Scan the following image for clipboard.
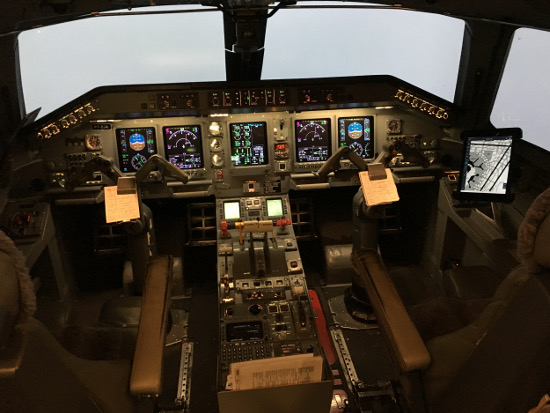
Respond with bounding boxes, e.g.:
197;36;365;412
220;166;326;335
359;165;399;206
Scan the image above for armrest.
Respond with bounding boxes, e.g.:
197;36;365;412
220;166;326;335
351;249;430;373
130;255;173;397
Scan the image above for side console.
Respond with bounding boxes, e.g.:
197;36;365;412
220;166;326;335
215;195;323;389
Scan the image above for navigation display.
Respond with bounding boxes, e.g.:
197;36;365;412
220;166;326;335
456;128;521;202
338;116;374;159
295;118;331;162
116;127;157;172
163;125;204;169
230;122;268;166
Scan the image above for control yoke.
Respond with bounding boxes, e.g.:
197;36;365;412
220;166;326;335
135;154;190;185
63;155;122;191
63;154;190;191
62;154;190;294
316;145;368;179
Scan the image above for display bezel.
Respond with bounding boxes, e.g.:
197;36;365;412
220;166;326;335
294;118;332;163
337;116;375;159
162;125;204;170
223;200;241;220
229;121;269;167
455;128;521;203
115;127;157;173
225;321;264;342
266;198;284;218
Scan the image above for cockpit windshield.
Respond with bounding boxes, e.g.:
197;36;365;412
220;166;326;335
262;2;465;101
17;2;464;119
17;5;225;118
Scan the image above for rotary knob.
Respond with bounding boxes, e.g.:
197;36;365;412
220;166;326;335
212;154;224;168
210;138;222;151
209;122;222;136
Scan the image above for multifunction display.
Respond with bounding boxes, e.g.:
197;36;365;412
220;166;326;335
266;198;284;217
116;127;157;172
163;125;204;169
226;321;264;342
338;116;374;159
295;119;331;162
230;122;268;166
223;200;241;220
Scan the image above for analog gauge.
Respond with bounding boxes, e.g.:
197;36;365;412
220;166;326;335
349;142;363;156
209;122;222;136
167;129;199;152
297;122;327;142
347;122;363;139
85;135;102;151
387;119;402;134
131;153;147;170
129;133;146;151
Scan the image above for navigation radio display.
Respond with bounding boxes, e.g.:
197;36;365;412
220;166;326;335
116;127;157;172
295;118;331;162
338;116;374;159
163;125;204;169
230;122;268;166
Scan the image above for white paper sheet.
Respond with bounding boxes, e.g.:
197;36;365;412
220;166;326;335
104;185;140;223
359;168;400;206
229;353;323;391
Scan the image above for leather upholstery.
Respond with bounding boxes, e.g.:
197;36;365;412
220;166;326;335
534;215;550;269
130;254;174;396
351;187;550;412
351;250;431;372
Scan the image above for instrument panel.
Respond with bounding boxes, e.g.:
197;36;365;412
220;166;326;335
29;77;449;200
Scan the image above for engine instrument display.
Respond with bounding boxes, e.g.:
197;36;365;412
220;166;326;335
295;119;331;162
230;122;268;166
338;116;374;158
116;127;157;172
163;125;204;169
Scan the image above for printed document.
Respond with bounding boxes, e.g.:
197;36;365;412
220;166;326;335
228;353;323;391
359;168;400;206
104;185;140;223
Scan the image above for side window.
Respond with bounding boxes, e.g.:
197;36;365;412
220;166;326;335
491;28;550;152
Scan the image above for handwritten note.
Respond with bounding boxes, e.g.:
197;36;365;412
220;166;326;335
228;354;323;391
104;185;140;223
359;168;400;206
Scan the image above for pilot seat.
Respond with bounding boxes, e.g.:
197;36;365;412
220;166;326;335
351;186;550;413
0;228;174;413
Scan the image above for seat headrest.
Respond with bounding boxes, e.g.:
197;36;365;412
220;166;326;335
0;230;36;322
517;187;550;273
0;251;20;320
534;214;550;270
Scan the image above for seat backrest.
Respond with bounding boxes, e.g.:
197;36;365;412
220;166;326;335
431;271;550;413
0;231;138;412
352;187;550;413
427;188;550;412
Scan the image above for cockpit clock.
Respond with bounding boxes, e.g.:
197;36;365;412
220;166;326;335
85;134;102;151
387;119;402;134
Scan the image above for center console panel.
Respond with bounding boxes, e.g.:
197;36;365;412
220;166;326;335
215;195;323;389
